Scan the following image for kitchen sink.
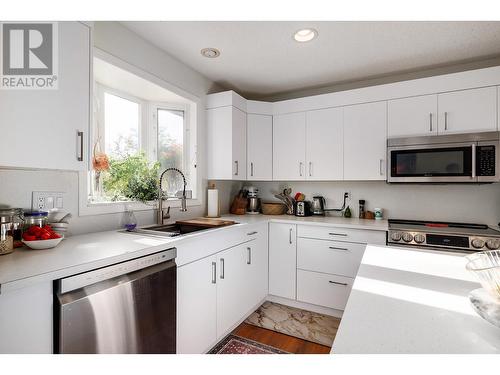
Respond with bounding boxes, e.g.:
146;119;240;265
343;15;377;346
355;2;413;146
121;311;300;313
126;223;223;238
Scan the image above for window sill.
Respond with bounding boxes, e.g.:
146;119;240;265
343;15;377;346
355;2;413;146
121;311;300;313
79;198;202;216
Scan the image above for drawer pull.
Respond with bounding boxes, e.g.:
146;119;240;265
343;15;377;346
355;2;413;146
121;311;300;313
329;246;349;251
329;280;348;286
247;231;258;235
328;232;347;237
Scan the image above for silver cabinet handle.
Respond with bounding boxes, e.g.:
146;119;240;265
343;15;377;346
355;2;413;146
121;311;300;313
247;231;258;235
309;162;312;177
247;247;252;265
234;161;239;176
289;228;293;244
379;159;384;176
444;111;448;131
250;162;254;177
329;246;349;251
329;280;348;286
472;143;477;179
77;131;84;162
329;232;347;237
429;113;433;132
220;258;225;279
299;162;303;177
211;261;217;284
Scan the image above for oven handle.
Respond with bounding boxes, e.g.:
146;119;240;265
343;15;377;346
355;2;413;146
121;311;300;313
472;143;476;179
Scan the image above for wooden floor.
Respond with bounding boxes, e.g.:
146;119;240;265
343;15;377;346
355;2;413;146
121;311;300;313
232;322;332;354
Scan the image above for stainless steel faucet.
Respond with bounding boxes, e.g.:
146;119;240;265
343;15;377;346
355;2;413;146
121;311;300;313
157;168;188;225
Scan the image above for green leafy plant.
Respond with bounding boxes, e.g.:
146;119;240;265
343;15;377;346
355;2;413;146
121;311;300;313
102;152;160;202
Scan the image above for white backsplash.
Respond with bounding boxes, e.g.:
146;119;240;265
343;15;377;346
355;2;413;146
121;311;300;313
249;180;500;226
0;168;240;236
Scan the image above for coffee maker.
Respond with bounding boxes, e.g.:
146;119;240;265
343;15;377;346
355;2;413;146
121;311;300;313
245;186;261;214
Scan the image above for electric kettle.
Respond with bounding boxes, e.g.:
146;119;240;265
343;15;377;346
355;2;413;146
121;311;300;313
311;196;326;215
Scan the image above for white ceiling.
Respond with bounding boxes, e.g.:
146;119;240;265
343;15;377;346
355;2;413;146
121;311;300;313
121;21;500;99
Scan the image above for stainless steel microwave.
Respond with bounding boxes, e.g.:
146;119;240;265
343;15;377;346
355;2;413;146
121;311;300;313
387;132;499;183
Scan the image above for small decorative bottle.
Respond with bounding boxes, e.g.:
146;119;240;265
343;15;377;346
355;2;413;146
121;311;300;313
344;206;352;218
123;205;138;231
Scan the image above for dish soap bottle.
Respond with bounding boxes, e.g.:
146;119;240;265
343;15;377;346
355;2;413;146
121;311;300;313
344;206;352;218
123;205;137;231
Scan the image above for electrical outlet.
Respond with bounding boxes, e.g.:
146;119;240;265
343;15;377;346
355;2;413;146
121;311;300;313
32;191;65;212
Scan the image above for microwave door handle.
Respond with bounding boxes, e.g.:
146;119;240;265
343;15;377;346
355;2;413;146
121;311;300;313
472;144;476;179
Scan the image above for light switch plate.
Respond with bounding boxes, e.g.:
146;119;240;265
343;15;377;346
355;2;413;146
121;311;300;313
32;191;65;212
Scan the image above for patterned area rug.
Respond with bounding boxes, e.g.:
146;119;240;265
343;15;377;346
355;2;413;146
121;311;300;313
245;301;340;347
208;334;289;354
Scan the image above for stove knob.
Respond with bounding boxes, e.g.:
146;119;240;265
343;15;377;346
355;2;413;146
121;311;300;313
414;234;425;244
390;232;402;241
486;239;500;250
402;232;414;243
471;238;485;249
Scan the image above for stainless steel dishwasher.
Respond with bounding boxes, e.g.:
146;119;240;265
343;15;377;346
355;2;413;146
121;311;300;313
55;248;176;354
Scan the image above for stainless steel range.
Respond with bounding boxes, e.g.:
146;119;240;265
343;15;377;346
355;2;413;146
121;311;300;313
388;219;500;253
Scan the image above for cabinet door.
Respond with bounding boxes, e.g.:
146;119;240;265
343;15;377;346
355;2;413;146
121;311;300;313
244;230;269;308
216;244;249;339
438;87;497;134
269;223;297;300
0;22;90;171
207;106;233;180
273;112;306;180
0;281;53;353
247;114;273;180
177;255;217;353
344;101;387;180
232;107;247;179
306;107;343;180
388;94;437;138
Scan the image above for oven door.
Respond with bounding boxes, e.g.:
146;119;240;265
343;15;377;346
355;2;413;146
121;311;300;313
388;142;476;183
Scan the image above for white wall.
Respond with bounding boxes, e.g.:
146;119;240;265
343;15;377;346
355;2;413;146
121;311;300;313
250;181;500;226
0;22;238;236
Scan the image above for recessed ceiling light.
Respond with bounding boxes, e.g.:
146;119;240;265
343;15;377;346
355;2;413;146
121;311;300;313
293;28;318;42
201;48;221;58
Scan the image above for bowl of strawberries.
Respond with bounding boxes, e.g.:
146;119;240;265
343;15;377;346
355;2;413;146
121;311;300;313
22;225;63;250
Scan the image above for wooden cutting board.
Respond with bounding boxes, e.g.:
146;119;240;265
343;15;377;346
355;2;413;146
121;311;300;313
175;217;236;228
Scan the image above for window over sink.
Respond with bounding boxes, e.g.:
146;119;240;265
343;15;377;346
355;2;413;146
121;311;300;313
79;51;200;216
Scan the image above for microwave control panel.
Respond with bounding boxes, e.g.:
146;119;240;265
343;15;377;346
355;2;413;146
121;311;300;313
477;145;496;176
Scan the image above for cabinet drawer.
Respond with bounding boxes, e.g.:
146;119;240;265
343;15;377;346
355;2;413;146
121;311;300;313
297;238;365;277
297;270;353;310
297;224;385;245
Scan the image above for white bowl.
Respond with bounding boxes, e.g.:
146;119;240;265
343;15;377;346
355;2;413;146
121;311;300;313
22;236;64;250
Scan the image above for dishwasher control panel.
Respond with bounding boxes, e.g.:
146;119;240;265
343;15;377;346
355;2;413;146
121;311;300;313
59;248;176;294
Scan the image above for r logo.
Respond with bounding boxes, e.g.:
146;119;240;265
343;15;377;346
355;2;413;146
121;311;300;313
2;23;53;75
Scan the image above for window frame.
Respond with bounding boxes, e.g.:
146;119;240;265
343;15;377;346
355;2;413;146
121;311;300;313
79;48;201;216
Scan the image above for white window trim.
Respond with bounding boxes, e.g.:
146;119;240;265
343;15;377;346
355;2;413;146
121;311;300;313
79;48;202;216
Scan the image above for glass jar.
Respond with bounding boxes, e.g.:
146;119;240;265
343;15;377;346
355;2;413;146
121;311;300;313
0;208;24;248
23;211;49;230
0;222;14;255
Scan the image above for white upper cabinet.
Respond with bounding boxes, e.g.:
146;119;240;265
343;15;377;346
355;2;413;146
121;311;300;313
306;107;343;180
437;87;497;134
247;114;273;180
388;94;438;138
273;112;306;180
344;101;387;180
0;22;90;171
207;106;247;180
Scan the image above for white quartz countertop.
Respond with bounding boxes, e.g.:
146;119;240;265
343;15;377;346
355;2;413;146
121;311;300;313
332;245;500;354
0;214;386;292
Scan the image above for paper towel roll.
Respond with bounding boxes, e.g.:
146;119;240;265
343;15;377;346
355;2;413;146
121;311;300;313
207;187;219;218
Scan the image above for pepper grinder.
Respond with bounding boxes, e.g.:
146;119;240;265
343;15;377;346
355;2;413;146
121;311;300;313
359;199;366;219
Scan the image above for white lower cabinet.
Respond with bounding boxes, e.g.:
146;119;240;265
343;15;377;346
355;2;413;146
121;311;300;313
297;270;354;310
269;222;297;300
0;281;53;353
177;254;218;354
177;228;268;353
